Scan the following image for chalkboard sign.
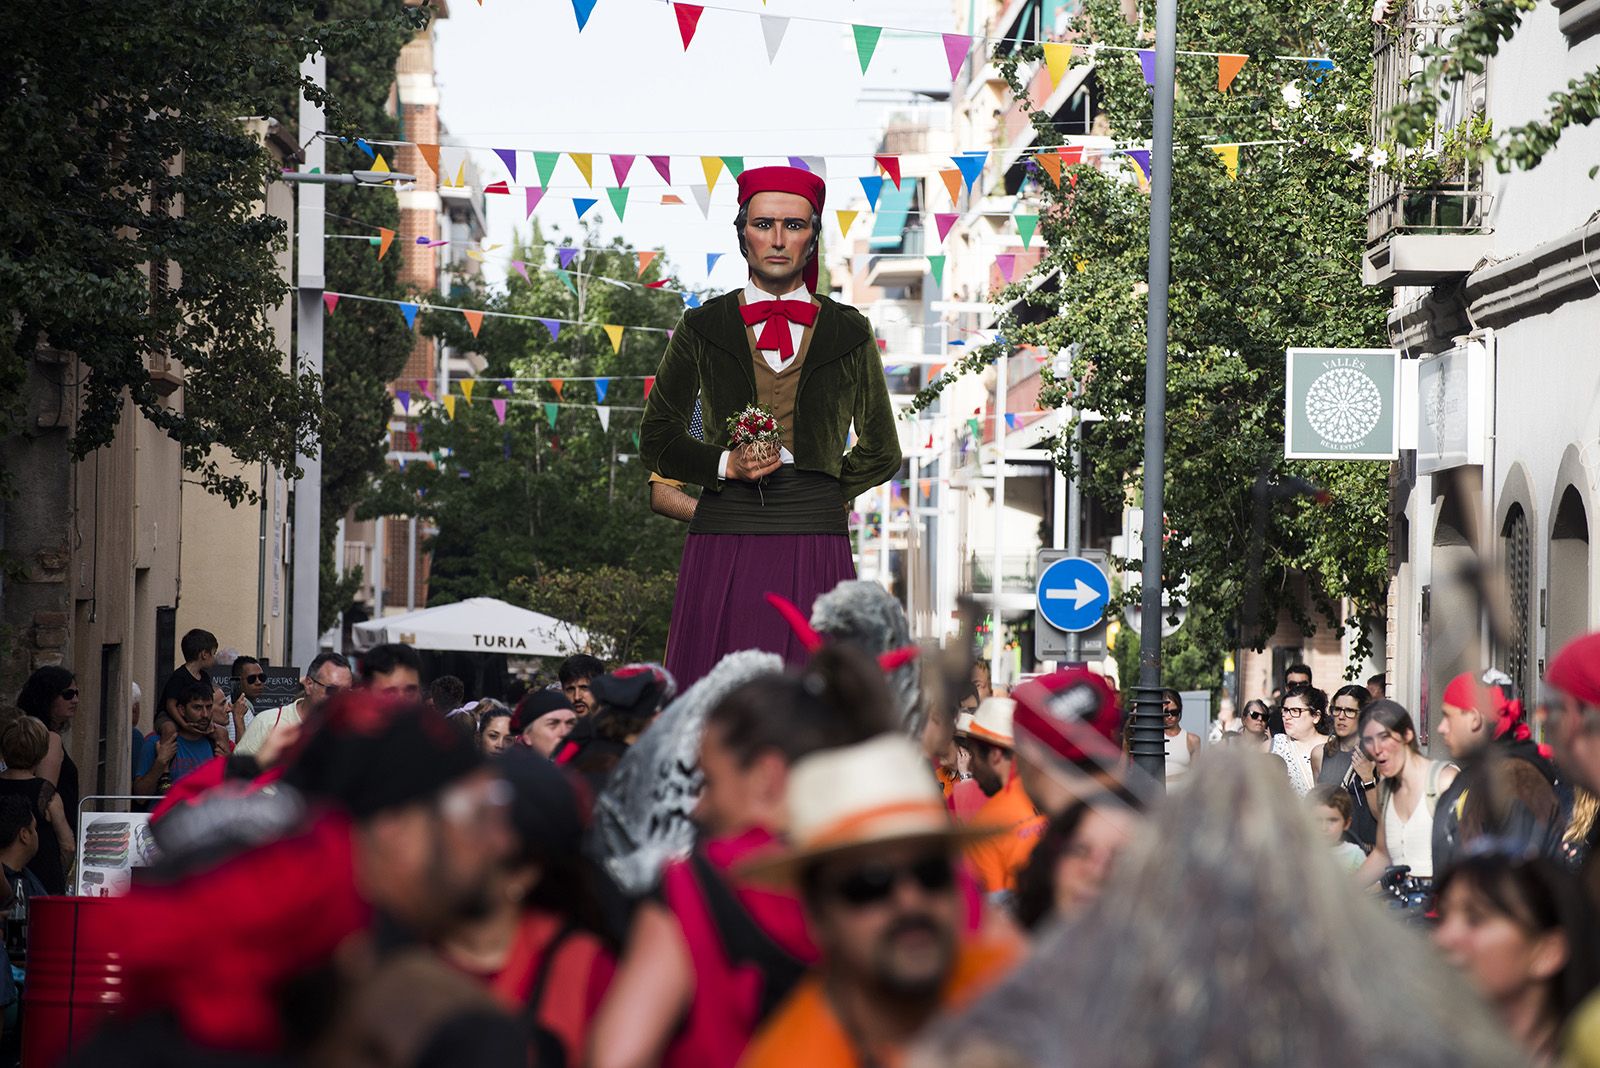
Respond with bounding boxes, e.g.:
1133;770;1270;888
255;666;302;712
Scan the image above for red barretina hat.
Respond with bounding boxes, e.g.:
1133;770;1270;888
736;165;827;293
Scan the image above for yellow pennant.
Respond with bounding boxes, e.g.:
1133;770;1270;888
443;395;457;419
370;154;391;175
701;155;725;193
836;210;859;235
452;159;466;188
1043;43;1074;89
466;248;486;261
603;324;624;353
1210;144;1240;179
570;152;594;187
460;380;475;404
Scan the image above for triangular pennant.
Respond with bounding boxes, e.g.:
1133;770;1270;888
788;155;810;171
1306;58;1335;81
995;254;1016;282
1210;144;1240;179
369;154;391;176
643;375;656;399
1043;42;1074;88
631;431;640;449
646;280;670;289
596;406;611;433
1059;145;1084;167
1218;53;1248;92
512;260;530;282
953;151;986;192
661;194;684;205
570;152;594;187
939;169;963;206
417;143;440;175
941;33;970;80
920;478;932;498
395;390;411;414
648;155;671;183
524;187;544;219
761;15;788;62
720;156;744;179
610;154;635;186
451;159;466;188
836;210;859;235
927;253;946;287
571;0;598;30
573;197;598;219
483;180;510;196
858;175;884;211
675;3;704;49
1015;213;1038;248
377;227;395;260
701;156;724;193
852;24;882;74
603;325;624;353
492;398;507;425
1125;149;1152;180
1005;413;1020;430
799;155;827;177
460;379;475;404
637;251;658;276
416;378;435;401
550;378;565;399
607;187;630;220
493;148;518;181
875;155;902;189
462;309;484;337
706;252;723;275
555;269;577;295
539;318;561;341
501;379;515;393
544;403;559;429
399;302;419;329
354;138;376;160
934;212;958;242
1138;49;1157;86
443;395;457;419
558;247;579;269
595;378;610;403
1036;152;1063;186
322;293;340;315
534;151;560;188
689;183;713;218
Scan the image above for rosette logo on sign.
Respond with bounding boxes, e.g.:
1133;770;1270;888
1285;348;1400;461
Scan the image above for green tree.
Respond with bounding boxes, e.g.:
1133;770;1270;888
367;224;694;657
919;0;1391;675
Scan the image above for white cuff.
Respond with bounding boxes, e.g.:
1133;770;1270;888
718;450;730;481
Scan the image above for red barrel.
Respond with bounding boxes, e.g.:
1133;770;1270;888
21;897;126;1068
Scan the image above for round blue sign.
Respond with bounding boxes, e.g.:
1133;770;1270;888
1036;557;1111;633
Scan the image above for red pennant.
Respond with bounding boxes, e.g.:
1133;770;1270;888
875;155;902;189
643;376;656;399
675;3;704;49
1058;145;1084;167
407;427;419;451
645;280;670;288
322;293;339;315
483;180;510;195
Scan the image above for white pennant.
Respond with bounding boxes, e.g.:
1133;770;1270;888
760;15;789;62
596;405;611;432
799;155;828;178
689;183;713;219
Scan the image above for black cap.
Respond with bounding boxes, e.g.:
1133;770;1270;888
512;690;575;734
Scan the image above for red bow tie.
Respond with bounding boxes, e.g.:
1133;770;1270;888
740;299;817;360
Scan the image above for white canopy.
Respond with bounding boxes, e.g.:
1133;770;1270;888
351;597;590;657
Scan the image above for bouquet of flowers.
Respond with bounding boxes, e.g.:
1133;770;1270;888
726;404;784;467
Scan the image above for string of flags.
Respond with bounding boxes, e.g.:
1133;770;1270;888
321;290;674;345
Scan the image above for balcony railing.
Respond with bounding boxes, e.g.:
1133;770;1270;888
966;553;1038;595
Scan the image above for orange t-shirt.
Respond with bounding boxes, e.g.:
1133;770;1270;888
964;775;1045;895
738;936;1019;1068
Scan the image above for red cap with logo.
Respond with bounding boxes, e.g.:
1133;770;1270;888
1010;668;1122;770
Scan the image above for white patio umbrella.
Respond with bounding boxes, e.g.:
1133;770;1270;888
350;597;590;656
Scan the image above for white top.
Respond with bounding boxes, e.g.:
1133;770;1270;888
1271;733;1317;797
717;281;806;479
1163;730;1193;782
1384;783;1437;877
233;700;302;758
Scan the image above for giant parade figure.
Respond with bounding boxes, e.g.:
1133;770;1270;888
641;166;902;686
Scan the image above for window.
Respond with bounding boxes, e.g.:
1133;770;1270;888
1502;504;1532;703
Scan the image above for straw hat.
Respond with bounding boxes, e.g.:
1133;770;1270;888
959;697;1016;748
739;733;1003;884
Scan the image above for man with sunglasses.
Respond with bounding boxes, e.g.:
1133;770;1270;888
233;651;352;760
739;735;1019;1068
225;655;266;742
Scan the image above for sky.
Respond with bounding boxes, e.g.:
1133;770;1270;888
431;0;966;293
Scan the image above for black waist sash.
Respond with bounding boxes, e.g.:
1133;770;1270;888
689;466;848;536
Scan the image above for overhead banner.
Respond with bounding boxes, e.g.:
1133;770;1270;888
1284;347;1400;461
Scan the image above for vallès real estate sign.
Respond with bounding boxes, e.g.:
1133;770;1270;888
1285;348;1401;461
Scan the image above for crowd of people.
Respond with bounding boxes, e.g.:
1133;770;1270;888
7;598;1600;1067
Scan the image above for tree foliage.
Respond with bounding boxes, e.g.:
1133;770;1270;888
366;225;694;657
917;0;1392;672
0;0;424;506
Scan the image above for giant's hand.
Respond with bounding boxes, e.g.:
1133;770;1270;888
725;444;783;482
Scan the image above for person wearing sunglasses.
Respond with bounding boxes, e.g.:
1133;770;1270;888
232;651;352;762
1316;684;1379;848
14;665;80;833
1232;698;1274;753
738;734;1019;1068
224;655;267;746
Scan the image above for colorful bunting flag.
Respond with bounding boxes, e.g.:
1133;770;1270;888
493;148;518;181
762;15;788;62
953;151;986;192
875;155;902;189
558;247;579;269
1306;58;1335;80
675;3;704;49
859;175;883;211
1210;144;1240;179
570;152;595;186
927;254;946;287
501;379;515;393
1218;53;1248;92
689;184;712;218
995;254;1016;282
852;24;882;74
493;398;507;425
706;252;723;275
637;251;658;276
322;293;340;315
400;302;419;329
608;155;635;188
451;159;466;188
595;378;610;403
1043;42;1074;88
596;406;611;432
571;0;598;30
443;395;457;419
416;378;435;401
550;378;565;399
1036;152;1063;186
462;309;484;337
377;227;395;260
524;187;544;219
539;318;561;340
512;260;530;282
607;187;630;220
572;197;597;219
941;33;970;80
799;155;827;177
721;156;744;178
603;325;624;353
483;180;509;196
544;403;559;429
644;376;656;399
661;194;684;205
934;213;958;242
1138;49;1157;86
648;155;671;182
836;210;859;235
1059;145;1085;167
939;169;963;206
1015;213;1038;248
631;431;641;448
701;156;724;193
534;151;560;188
396;390;411;414
354;138;376;160
555;270;578;295
417;143;440;175
460;380;475;404
1125;149;1152;180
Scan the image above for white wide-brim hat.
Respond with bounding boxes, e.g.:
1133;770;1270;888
739;733;1004;885
958;696;1016;749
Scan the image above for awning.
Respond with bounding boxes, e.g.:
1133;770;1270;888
869;182;918;249
350;597;591;656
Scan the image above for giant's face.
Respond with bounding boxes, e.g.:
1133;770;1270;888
741;190;816;289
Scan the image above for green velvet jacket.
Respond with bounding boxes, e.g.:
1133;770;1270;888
640;290;903;502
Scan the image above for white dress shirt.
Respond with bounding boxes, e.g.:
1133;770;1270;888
718;281;810;478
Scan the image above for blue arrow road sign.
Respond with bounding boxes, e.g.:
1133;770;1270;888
1036;556;1111;633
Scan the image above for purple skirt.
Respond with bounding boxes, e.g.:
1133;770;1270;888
664;532;856;687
